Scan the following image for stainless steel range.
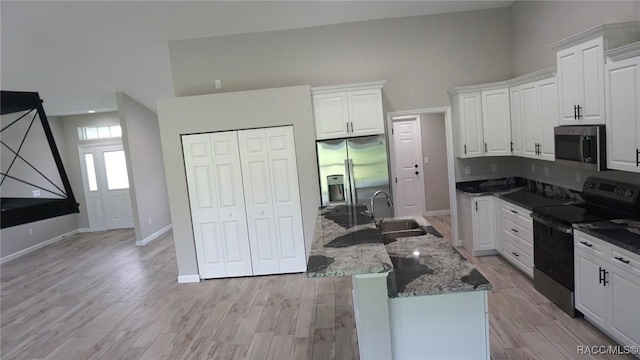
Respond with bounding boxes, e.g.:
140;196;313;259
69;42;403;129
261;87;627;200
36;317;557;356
530;177;640;317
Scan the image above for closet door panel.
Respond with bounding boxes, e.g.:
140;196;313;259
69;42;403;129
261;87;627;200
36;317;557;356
209;132;253;277
238;129;280;275
266;126;307;272
182;134;226;279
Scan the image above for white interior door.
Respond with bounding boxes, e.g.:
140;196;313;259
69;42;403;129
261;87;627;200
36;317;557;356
238;126;306;275
79;143;133;231
391;116;426;217
182;132;253;279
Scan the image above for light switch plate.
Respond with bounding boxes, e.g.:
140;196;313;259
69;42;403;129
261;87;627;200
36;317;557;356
464;166;471;175
491;163;497;172
424;157;429;164
544;166;549;176
32;189;41;197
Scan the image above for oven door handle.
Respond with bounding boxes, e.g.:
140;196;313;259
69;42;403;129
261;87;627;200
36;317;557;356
531;214;572;234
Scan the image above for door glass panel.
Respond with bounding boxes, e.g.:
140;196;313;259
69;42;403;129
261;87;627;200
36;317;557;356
85;127;98;140
98;126;111;138
110;125;122;137
103;150;129;190
84;153;98;191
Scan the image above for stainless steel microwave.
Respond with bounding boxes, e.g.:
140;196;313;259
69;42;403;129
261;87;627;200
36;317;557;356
554;125;606;171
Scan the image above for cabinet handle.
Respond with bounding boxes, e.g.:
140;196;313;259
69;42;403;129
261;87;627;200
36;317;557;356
580;241;593;248
576;105;582;119
351;122;354;133
538;144;542;155
636;149;639;167
346;122;350;133
599;267;608;286
574;105;578;119
614;256;630;264
510;141;514;153
485;142;488;153
512;252;519;257
464;144;467;155
475;202;478;211
511;228;519;233
510;209;518;214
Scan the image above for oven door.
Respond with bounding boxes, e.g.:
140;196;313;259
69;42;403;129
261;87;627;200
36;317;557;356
532;216;574;290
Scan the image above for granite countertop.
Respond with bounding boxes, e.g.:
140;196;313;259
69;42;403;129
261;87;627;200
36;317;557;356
307;204;491;297
574;219;640;256
457;177;581;211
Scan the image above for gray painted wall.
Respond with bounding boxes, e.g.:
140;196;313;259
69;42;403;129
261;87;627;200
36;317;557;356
169;8;513;113
1;115;78;259
117;92;172;242
60;112;122;229
156;86;317;277
510;1;640;76
420;113;450;212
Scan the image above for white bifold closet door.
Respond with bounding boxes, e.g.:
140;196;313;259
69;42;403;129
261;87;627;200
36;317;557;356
182;131;253;279
183;126;306;279
238;126;306;275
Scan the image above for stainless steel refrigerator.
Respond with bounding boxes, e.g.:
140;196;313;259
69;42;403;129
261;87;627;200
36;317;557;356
317;135;393;218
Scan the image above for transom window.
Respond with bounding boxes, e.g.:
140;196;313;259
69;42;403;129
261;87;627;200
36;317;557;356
78;125;122;141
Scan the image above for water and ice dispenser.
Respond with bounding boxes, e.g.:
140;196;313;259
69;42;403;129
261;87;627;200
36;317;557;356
327;175;345;202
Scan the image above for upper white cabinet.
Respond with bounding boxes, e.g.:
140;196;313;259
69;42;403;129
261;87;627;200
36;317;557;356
482;88;512;156
509;69;558;162
312;81;386;140
450;84;511;158
605;45;640;173
550;21;640;125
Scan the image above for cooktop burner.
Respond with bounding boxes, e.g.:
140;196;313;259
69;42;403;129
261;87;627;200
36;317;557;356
532;203;633;226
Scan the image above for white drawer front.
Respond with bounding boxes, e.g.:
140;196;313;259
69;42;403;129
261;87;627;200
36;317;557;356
504;237;533;277
503;218;533;247
502;201;532;229
574;230;608;258
610;248;640;278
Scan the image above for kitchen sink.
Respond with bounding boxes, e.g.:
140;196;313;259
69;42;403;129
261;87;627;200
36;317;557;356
377;219;426;239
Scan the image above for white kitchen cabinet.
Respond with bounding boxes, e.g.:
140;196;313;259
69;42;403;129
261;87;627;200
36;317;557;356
450;84;511;158
500;201;534;278
312;81;386;140
482;88;512;156
517;77;558;161
574;230;640;350
605;54;640;173
183;126;306;279
457;192;497;256
509;87;523;156
551;21;640;126
453;92;484;158
556;37;605;125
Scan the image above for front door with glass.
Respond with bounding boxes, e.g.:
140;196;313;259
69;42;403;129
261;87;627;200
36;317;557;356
79;143;134;231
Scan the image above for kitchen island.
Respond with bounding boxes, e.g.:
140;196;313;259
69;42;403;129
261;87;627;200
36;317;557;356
308;204;492;360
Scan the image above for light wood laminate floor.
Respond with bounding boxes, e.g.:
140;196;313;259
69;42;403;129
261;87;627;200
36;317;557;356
1;218;633;359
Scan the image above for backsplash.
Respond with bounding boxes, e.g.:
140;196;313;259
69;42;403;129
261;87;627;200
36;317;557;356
522;178;582;201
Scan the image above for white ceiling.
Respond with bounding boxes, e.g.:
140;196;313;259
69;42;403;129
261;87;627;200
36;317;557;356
1;1;513;116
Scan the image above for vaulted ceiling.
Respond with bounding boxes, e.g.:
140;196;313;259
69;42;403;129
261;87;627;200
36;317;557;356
1;1;513;116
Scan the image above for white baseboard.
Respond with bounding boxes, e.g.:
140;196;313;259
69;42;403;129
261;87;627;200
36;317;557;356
136;224;172;246
78;228;92;233
178;274;200;283
0;228;80;265
424;210;451;217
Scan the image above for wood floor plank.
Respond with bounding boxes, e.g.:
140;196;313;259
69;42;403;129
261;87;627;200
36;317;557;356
2;217;632;360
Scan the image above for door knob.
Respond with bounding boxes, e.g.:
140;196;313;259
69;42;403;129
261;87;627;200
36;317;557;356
259;210;264;215
228;213;232;217
414;164;418;168
415;171;419;175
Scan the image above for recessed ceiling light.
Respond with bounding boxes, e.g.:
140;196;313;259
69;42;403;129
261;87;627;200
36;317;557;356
88;110;95;113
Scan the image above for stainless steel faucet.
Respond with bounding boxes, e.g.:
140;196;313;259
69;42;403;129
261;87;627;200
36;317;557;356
370;190;393;222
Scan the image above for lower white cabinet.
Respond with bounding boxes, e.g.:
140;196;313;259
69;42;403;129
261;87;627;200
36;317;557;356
500;201;534;278
457;192;497;256
574;230;640;350
183;126;307;279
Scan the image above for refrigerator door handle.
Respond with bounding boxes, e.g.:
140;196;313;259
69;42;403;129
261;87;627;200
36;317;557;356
344;159;352;205
349;159;357;205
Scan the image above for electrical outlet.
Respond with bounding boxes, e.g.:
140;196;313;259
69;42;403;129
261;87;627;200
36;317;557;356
576;171;581;183
215;80;221;89
28;228;33;235
32;189;41;197
148;217;152;225
531;164;535;173
491;163;497;172
424;157;429;164
544;166;549;176
464;166;471;175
